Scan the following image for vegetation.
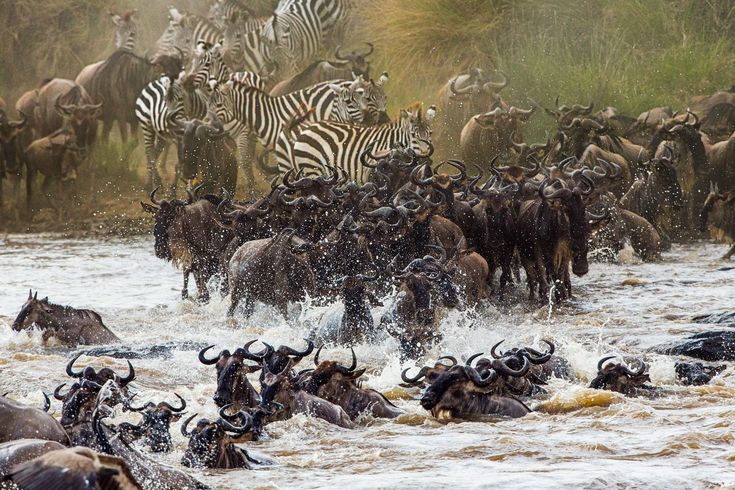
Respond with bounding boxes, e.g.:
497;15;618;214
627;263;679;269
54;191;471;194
1;0;734;230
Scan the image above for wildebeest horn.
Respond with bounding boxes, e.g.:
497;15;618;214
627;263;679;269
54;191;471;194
359;141;381;168
437;355;457;367
117;360;135;386
465;352;484;367
572;102;594;113
493;356;530;377
523;340;555;364
243;340;271;361
41;392;51;412
336;348;358;374
424;244;447;263
586;208;609;224
53;383;69;400
66;353;85;378
463;366;498;387
685;109;699;127
449;76;475;96
401;366;429;384
181;413;198;437
198;344;223;365
161;393;187;412
150;186;163;205
221;411;253;434
623;360;647;377
313;345;324;366
483;70;507;91
281;339;314;358
490;340;504;359
597;355;616;371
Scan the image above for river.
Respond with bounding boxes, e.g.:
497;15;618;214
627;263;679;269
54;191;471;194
0;234;733;489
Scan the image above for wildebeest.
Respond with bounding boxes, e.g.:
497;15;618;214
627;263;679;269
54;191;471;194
119;394;187;452
0;439;66;477
33;79;101;151
0;108;27;215
589;356;657;397
141;187;234;301
459;104;535;168
269;44;375;97
227;228;316;317
198;344;263;410
620;151;684;246
301;347;404;419
0;395;69;445
419;365;531;420
258;360;355;428
12;290;120;345
24;128;86;217
675;362;726;386
2;446;140;489
176;110;238;196
699;182;735;260
516;177;604;301
181;409;269;469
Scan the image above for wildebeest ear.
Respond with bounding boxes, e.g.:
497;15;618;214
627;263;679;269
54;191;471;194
41;297;48;303
140;202;158;214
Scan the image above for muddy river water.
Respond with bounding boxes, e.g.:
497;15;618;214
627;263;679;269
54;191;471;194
1;234;733;488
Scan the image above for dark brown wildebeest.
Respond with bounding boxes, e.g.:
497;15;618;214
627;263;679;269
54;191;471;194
12;290;120;345
269;44;376;96
419;365;531;420
620;150;684;246
0;107;27;215
24;128;86;218
198;344;263;410
33;80;101;152
400;355;458;388
423;243;489;307
380;257;440;361
674;362;726;386
516;177;605;301
141;186;234;301
459;104;535;168
699;182;735;260
181;408;270;470
118;393;187;453
227;229;316;317
437;68;507;148
301;347;404;420
0;439;66;477
589;356;658;397
2;446;140;489
0;395;69;445
258;360;355;429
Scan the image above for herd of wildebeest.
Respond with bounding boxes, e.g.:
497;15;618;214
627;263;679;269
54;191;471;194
2;0;735;488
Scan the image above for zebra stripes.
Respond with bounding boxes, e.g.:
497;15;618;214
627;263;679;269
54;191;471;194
155;7;225;61
278;105;436;183
110;11;137;51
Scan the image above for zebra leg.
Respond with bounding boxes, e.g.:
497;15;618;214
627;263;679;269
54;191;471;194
142;129;163;190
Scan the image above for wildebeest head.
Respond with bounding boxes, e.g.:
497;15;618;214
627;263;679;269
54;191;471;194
589;356;651;395
448;69;507;100
699;182;733;232
400;355;458;388
12;290;50;331
54;93;102;147
540;177;605;276
180;408;254;469
675;362;726;386
307;346;365;391
140;186;197;262
251;339;315;375
199;344;263;409
120;393;187;452
544;98;594;126
55;380;99;428
645;152;684;210
0;114;26;172
334;43;374;80
419;364;498;412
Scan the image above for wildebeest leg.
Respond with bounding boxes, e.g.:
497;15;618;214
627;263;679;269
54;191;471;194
535;254;548;302
193;268;210;304
563;265;572;299
499;252;513;295
40;175;56;215
182;268;190;299
25;166;36;218
723;243;735;260
520;255;537;300
102;116;113;144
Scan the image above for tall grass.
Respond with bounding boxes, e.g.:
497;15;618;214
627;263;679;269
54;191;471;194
353;0;735;140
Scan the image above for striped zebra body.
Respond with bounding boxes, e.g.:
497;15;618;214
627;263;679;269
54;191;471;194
279;105;436;183
261;7;324;73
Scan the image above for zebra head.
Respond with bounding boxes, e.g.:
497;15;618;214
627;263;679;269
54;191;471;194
110;10;138;51
156;7;194;63
363;73;389;125
402;104;436;155
328;78;368;125
187;42;229;90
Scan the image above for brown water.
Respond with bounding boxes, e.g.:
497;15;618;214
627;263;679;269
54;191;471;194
1;235;734;489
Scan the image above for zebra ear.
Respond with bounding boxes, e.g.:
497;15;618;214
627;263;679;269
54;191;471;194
196;42;206;56
111;14;122;26
426;105;437;123
328;84;344;95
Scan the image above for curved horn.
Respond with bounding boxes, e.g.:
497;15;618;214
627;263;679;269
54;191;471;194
410;164;433;187
463;366;498;387
198;344;222;365
465;352;484;367
449;76;475;96
436;355;457;367
117;360;135;386
490;340;504;359
66;353;85;378
401;366;429;384
180;413;198;437
53;383;69;400
623;360;647;377
41;392;51;412
281;339;315;358
149;186;163;206
161;393;187;412
493;356;530;377
597;355;616;371
335;348;358;374
243;339;271;361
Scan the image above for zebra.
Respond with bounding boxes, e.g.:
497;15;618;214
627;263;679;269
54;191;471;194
110;10;138;51
155;7;224;62
209;0;275;27
134;74;209;191
221;11;270;71
211;75;386;164
278;104;436;183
